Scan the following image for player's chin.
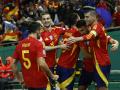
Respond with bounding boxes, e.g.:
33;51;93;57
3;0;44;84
45;24;51;27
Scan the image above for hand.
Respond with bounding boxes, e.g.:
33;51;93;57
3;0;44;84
59;44;69;50
15;72;24;85
20;81;26;89
18;79;24;84
111;42;119;51
51;75;59;81
67;37;79;44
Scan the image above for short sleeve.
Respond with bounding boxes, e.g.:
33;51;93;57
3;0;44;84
36;41;46;58
57;27;66;35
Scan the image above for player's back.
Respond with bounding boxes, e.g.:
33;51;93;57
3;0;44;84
15;36;48;88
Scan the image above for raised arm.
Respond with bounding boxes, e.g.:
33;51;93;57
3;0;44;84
67;30;97;44
45;44;68;51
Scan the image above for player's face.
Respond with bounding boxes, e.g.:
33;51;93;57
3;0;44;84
84;13;95;26
41;14;52;27
78;26;89;35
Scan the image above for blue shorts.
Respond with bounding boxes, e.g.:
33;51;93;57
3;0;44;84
79;65;111;88
94;65;111;88
56;65;75;90
79;69;93;86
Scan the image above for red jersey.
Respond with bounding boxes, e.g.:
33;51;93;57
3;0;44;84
13;36;48;88
79;41;94;72
58;27;81;69
82;23;111;66
41;26;65;68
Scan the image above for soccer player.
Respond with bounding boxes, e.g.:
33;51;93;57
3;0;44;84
76;20;119;90
68;11;119;90
40;12;66;72
11;22;58;90
75;20;94;90
56;13;81;90
39;13;67;90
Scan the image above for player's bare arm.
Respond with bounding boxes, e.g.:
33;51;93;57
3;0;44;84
45;44;69;51
107;36;119;51
67;30;97;44
37;57;59;80
11;59;24;83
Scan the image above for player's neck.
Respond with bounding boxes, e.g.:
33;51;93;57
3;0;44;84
91;21;98;27
44;26;52;32
29;34;37;39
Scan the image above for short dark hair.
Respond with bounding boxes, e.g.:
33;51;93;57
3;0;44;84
76;20;86;28
28;22;41;33
41;12;50;16
40;12;51;19
67;13;79;28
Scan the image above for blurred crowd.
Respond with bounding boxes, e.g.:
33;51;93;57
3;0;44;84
0;56;14;89
0;56;14;80
0;0;120;45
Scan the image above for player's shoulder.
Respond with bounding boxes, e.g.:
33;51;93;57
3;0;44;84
92;24;98;30
92;22;104;30
36;38;43;45
16;39;26;46
70;27;78;32
52;26;65;30
41;30;51;36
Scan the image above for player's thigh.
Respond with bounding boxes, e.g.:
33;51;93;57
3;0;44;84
79;69;93;87
56;65;75;89
94;65;111;88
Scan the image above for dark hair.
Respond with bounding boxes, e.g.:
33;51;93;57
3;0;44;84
28;22;41;33
67;13;79;28
40;12;51;19
76;20;86;28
